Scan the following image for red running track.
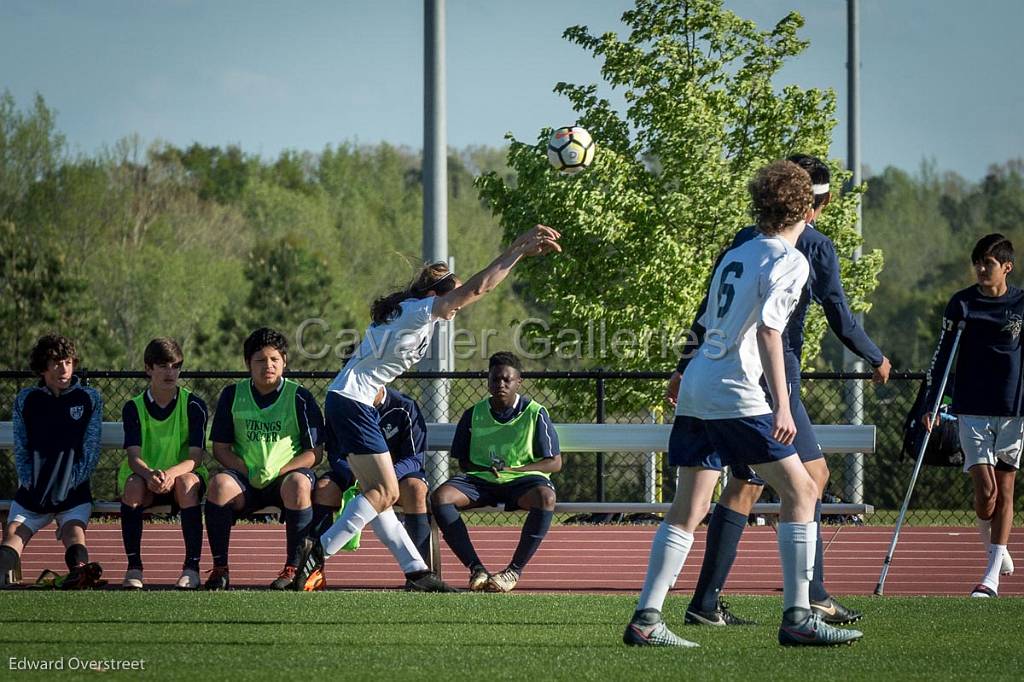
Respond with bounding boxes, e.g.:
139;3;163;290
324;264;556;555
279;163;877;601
12;524;1023;596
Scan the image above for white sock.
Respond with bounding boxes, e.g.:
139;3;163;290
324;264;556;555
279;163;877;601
976;517;992;547
637;523;693;612
982;544;1005;591
778;522;817;612
321;495;379;557
369;509;429;574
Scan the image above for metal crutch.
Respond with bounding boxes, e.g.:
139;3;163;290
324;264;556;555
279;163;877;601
875;320;966;596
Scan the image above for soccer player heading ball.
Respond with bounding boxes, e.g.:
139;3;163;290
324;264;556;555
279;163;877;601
295;225;561;592
623;160;863;648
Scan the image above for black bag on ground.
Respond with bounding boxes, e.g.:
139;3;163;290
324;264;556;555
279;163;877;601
901;378;964;468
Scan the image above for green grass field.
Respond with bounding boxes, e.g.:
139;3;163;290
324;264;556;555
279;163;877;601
2;592;1018;680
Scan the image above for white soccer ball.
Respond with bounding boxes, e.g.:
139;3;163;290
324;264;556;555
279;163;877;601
547;125;596;175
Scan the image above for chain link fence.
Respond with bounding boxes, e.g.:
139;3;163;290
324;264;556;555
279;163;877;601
2;370;1019;526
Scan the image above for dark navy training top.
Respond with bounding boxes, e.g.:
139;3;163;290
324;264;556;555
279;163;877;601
375;388;427;460
677;224;884;380
923;285;1024;417
13;378;103;513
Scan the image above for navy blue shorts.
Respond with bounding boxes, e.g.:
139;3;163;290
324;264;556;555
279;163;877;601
325;392;389;455
668;414;797;473
441;473;555;511
324;456;427;490
221;468;316;514
729;381;822;481
670;381;821;483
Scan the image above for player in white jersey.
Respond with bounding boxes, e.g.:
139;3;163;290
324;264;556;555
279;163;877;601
295;224;561;592
623;160;863;647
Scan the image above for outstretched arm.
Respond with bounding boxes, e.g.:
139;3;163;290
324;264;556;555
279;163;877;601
432;225;560;319
809;239;888;382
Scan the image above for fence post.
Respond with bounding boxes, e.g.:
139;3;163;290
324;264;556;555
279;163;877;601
841;365;865;504
642;409;657;504
423;318;454;493
596;370;606;502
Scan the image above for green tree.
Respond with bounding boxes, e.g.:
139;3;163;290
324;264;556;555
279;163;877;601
0;220;108;368
0;91;65;222
207;233;341;370
477;0;882;415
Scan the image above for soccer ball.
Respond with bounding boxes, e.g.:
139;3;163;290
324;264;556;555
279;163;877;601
547;125;596;174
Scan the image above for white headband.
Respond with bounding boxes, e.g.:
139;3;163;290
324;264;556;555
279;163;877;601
812;183;830;195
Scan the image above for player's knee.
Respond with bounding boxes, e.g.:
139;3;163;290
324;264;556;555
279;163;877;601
313;478;341;507
533;486;557;511
59;521;87;545
366;480;399;507
283;471;312;493
721;479;761;511
207;472;239;503
174;473;201;503
121;475;147;506
431;484;457;507
798;476;819;504
400;478;428;509
974;492;997;519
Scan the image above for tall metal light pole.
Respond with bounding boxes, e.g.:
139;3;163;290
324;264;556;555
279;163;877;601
422;0;451;491
843;0;865;504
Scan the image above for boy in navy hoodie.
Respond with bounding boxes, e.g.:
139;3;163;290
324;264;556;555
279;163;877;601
1;335;104;588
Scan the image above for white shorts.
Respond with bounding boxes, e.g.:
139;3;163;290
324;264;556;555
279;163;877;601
957;415;1024;473
7;500;92;537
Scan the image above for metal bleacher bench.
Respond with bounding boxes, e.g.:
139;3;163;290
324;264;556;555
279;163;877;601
0;421;875;518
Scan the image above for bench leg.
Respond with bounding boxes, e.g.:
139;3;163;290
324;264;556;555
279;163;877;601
429;517;443;578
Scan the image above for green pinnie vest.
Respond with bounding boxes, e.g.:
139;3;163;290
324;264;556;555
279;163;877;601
467;397;546;484
231;379;302;489
117;387;208;493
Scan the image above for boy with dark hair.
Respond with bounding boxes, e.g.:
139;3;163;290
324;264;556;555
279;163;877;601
204;327;325;590
923;233;1023;597
310;386;431;586
675;153;889;627
0;335;104;589
432;351;561;592
118;337;209;590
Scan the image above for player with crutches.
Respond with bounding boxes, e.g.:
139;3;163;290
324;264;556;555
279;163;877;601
877;234;1023;596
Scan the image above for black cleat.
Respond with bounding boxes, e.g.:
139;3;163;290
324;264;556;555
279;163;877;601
809;596;863;624
204;566;230;591
404;571;461;593
294;537;326;591
270;565;297;590
61;562;104;590
779;609;862;647
685;598;757;626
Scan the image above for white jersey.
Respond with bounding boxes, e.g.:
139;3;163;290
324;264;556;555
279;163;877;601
329;297;438;405
677;233;809;419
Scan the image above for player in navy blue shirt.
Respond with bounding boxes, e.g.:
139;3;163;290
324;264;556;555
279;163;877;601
1;335;104;590
310;387;432;581
432;352;561;593
923;234;1024;596
674;155;890;627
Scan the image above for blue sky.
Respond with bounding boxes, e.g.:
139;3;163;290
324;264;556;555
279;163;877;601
1;0;1021;181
